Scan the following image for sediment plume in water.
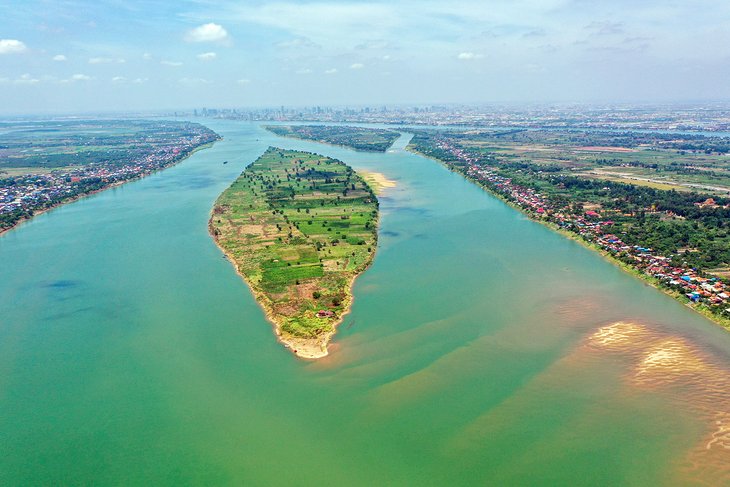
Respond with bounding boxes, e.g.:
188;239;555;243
587;321;730;482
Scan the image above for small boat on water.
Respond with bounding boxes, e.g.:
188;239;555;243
223;160;228;164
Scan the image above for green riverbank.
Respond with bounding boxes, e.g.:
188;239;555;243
406;145;730;331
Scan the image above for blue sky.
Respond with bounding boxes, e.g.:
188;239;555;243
1;0;730;114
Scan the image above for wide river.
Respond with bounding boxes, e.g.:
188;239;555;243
2;120;730;485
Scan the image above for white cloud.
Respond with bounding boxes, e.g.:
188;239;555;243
111;76;127;83
132;77;148;84
52;54;67;62
71;73;92;81
0;39;27;54
295;68;312;74
355;39;390;50
89;57;125;64
275;37;320;49
524;63;546;73
350;63;364;69
14;73;39;85
237;78;251;84
179;77;211;85
197;52;217;61
586;21;624;36
218;3;396;46
3;0;728;110
186;23;230;43
161;60;183;66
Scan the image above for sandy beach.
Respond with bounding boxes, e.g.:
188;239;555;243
360;170;397;195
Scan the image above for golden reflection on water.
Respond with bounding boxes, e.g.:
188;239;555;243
588;321;652;349
635;338;709;383
321;292;730;483
587;322;730;482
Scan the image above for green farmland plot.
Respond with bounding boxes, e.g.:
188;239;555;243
210;147;379;357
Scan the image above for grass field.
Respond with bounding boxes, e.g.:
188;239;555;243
577;170;693;191
450;130;730;194
210;147;379;357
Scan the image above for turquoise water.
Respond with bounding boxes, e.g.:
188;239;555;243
2;121;730;485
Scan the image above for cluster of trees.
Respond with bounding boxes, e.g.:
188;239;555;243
537;176;730;269
412;130;730;272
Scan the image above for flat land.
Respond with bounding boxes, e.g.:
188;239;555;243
407;128;730;327
439;129;730;195
0;120;214;174
266;125;400;152
210;147;379;358
0;120;220;232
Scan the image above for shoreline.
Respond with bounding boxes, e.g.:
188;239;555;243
209;217;366;359
0;141;218;238
359;170;397;195
208;228;333;358
209;165;393;359
405;145;730;331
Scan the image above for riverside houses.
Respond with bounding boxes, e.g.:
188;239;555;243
432;138;730;316
1;125;219;230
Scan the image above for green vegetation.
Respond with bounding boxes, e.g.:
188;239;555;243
408;129;730;326
411;130;730;270
411;128;730;194
0;120;219;233
540;178;730;268
265;125;400;152
210;147;378;357
0;120;214;173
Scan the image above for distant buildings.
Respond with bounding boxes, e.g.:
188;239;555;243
194;104;730;133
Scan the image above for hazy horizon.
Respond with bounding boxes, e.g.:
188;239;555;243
2;0;730;115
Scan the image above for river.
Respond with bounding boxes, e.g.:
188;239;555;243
1;120;730;485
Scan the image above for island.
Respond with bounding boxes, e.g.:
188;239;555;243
209;147;380;358
265;125;400;152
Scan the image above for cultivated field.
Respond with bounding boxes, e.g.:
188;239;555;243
210;147;379;357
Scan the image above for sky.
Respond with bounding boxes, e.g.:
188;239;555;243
1;0;730;114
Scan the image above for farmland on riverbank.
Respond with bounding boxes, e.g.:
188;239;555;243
210;147;379;357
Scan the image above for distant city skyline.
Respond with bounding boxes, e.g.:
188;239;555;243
2;0;730;114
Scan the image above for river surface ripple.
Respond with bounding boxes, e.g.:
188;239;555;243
1;121;730;485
